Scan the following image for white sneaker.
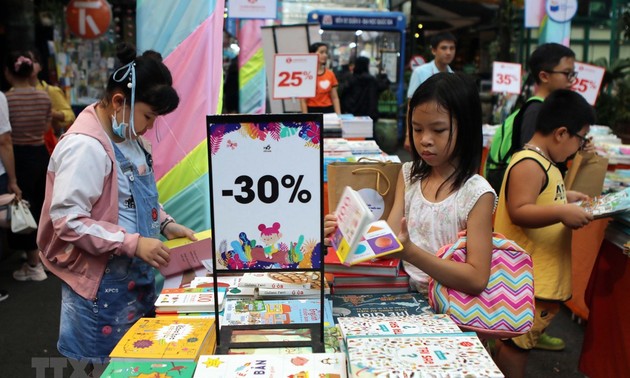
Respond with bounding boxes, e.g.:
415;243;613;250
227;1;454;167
13;262;47;281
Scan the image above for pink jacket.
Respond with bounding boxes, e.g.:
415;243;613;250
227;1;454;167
38;104;167;300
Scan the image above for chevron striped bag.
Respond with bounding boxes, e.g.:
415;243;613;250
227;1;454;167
428;231;535;338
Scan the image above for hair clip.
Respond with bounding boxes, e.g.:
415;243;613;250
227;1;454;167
127;82;133;88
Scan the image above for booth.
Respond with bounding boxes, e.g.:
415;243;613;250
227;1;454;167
307;10;407;139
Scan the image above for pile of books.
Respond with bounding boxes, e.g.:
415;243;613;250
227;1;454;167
103;317;217;377
340;115;373;138
336;314;504;377
154;286;227;317
325;251;409;294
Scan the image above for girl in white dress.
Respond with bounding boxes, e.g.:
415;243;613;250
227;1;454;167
325;72;496;295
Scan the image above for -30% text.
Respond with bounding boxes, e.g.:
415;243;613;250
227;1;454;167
222;175;312;204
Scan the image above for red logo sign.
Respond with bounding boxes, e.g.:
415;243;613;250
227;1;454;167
66;0;112;39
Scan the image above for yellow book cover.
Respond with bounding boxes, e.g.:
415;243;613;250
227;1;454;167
110;317;215;361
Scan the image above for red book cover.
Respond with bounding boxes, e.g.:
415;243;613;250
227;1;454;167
324;248;400;277
159;230;212;277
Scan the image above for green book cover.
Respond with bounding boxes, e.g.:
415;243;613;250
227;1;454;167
100;360;196;377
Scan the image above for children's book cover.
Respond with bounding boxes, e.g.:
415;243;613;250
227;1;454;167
239;271;318;290
223;298;322;325
193;353;347;377
109;317;215;361
337;314;462;339
154;287;227;313
100;360;197;378
331;187;402;265
331;293;432;321
577;186;630;218
346;333;503;377
159;229;213;277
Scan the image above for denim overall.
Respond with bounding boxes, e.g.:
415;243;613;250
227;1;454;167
58;141;161;363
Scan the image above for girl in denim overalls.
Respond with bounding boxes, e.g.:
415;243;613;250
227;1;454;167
38;44;196;370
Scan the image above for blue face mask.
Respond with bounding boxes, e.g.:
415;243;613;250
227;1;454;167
111;62;137;140
111;98;130;139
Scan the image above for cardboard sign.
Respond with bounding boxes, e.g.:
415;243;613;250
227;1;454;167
207;114;323;271
572;62;606;105
492;62;522;94
272;54;318;99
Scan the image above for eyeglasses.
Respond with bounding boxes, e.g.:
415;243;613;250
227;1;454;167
546;70;578;81
571;133;589;148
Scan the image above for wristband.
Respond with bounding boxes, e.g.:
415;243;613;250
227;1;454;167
160;218;175;236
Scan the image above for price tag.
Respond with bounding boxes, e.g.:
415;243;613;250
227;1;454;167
207;114;323;271
492;62;522;94
572;62;605;106
272;54;318;99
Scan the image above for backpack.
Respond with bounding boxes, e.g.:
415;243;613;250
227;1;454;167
428;231;535;339
485;96;543;194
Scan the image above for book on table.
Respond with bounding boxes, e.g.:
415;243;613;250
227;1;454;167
194;353;347;377
345;332;503;377
331;186;402;265
159;229;213;277
223;298;335;327
100;360;197;378
109;317;216;361
331;292;432;321
332;282;410;295
337;314;462;340
332;269;409;285
154;286;227;314
324;248;401;276
577;186;630;219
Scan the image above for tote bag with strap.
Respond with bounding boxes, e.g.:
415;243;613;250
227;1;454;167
428;231;535;338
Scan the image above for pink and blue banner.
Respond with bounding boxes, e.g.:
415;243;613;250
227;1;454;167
238;19;266;114
137;0;225;231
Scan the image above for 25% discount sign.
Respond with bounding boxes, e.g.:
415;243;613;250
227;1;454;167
492;62;522;94
572;62;605;105
272;54;318;99
221;174;312;204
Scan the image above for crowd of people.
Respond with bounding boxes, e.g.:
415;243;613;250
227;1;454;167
0;38;597;378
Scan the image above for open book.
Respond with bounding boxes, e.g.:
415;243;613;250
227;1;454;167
577;187;630;219
331;186;402;265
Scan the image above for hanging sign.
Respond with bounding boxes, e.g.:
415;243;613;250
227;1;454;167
410;55;426;70
228;0;278;19
572;62;606;106
546;0;578;23
492;62;522;94
66;0;112;39
208;114;323;271
272;54;318;99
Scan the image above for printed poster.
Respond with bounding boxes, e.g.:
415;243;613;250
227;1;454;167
208;114;323;271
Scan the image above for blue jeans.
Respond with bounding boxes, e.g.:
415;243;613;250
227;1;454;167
58;256;155;362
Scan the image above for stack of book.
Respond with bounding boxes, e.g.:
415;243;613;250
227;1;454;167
336;314;503;377
154;286;227;317
108;317;216;362
330;292;432;320
237;271;330;298
340;115;373;138
222;297;335;327
323;112;342;137
325;251;409;294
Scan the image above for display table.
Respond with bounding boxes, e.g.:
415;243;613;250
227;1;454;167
565;218;610;320
578;237;630;377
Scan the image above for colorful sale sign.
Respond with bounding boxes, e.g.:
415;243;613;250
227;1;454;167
492;62;522;94
572;62;605;105
207;114;323;271
272;54;318;99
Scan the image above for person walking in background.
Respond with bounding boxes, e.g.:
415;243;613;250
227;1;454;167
37;43;195;370
0;90;21;302
340;56;381;122
404;32;456;151
326;73;496;296
4;51;52;282
301;42;341;115
28;50;76;153
491;90;595;378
